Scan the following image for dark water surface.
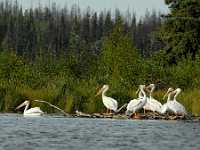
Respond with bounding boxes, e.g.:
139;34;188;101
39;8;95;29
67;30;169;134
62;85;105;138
0;114;199;150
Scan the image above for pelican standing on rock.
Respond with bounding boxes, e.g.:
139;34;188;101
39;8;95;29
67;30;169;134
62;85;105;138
96;85;118;113
143;84;162;113
171;88;187;116
126;85;147;118
161;87;174;114
161;88;187;116
16;100;44;116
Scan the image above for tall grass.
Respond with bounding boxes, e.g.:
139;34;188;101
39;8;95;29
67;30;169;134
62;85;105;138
0;52;200;116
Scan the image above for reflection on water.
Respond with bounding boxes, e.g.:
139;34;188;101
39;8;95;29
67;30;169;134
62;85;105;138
0;114;199;150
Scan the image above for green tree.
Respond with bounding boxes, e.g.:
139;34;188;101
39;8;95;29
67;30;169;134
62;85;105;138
90;12;98;42
104;11;113;36
80;9;90;43
97;12;104;40
67;31;95;79
160;0;200;63
99;20;140;89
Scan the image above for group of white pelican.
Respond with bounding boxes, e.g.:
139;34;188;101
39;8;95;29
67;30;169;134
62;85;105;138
96;84;187;118
15;83;187;118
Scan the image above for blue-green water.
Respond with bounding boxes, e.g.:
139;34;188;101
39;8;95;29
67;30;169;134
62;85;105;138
0;114;199;150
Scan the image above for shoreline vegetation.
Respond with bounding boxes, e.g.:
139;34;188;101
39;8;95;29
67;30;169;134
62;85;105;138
0;0;200;116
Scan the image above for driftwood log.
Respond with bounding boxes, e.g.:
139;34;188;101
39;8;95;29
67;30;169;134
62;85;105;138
74;111;193;120
33;99;198;121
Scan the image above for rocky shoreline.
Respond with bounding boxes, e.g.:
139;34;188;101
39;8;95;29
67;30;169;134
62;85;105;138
58;111;200;121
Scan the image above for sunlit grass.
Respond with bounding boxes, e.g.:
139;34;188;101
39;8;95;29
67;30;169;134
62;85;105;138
1;80;200;116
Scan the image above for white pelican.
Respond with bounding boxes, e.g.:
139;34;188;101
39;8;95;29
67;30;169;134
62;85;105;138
126;86;145;115
161;88;174;114
171;88;187;116
96;85;118;113
126;85;147;118
143;84;162;113
16;100;44;116
161;88;187;116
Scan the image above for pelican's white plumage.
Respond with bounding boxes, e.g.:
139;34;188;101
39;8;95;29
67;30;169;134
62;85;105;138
142;98;151;113
148;84;162;113
161;88;187;116
161;88;174;114
96;85;118;112
126;85;147;115
170;88;187;115
16;100;44;116
143;84;162;113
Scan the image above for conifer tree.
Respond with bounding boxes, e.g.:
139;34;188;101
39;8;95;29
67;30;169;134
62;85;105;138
160;0;200;63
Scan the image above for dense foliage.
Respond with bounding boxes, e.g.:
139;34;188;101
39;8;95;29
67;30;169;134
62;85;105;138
160;0;200;63
0;0;200;115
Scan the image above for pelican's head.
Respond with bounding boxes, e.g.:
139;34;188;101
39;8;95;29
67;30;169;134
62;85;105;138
173;88;182;97
136;84;145;94
139;85;146;90
95;84;109;96
102;85;109;89
174;88;182;93
167;87;174;93
163;87;174;100
16;100;30;110
146;84;155;92
147;83;155;88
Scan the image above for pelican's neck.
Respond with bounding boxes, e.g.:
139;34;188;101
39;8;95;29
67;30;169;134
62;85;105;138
173;89;181;101
24;102;30;113
167;92;174;102
149;90;153;99
140;87;147;102
138;90;143;98
102;86;109;98
149;85;155;98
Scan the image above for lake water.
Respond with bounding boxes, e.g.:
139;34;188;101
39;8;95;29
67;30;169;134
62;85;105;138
0;114;199;150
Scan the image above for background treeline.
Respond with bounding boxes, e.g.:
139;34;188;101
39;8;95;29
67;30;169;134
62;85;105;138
0;1;162;59
0;0;200;115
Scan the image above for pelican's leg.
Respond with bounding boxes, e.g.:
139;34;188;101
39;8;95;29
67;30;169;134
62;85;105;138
107;109;111;114
166;112;169;117
144;109;146;114
132;112;137;119
176;113;179;119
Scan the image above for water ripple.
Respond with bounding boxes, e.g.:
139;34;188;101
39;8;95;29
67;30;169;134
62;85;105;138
0;114;199;150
